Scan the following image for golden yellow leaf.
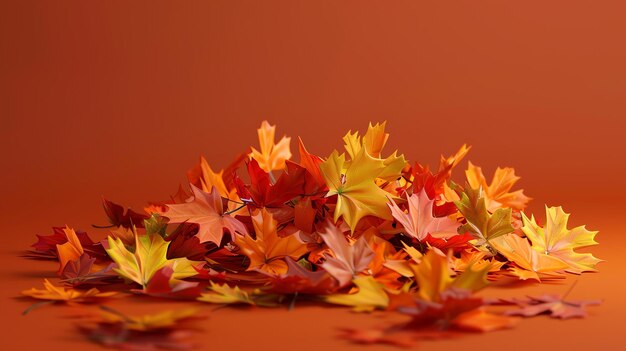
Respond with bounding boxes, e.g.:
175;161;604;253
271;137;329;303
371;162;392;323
521;206;601;274
321;146;402;232
412;250;489;302
105;230;199;288
324;276;389;312
342;121;406;180
198;282;255;305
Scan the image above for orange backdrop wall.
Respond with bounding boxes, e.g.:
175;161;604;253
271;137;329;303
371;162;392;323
1;1;625;350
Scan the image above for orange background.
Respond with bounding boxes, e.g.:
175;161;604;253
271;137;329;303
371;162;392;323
1;1;625;350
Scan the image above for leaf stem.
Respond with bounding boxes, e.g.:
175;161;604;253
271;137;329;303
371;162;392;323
22;300;55;315
561;280;579;300
224;203;247;215
92;224;116;229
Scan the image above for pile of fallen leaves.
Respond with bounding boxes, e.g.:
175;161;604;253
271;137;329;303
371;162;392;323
21;121;602;349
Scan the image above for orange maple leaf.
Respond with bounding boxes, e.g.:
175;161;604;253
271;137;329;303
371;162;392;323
22;279;116;303
490;233;568;281
465;162;531;211
56;226;84;274
249;120;292;172
234;209;307;275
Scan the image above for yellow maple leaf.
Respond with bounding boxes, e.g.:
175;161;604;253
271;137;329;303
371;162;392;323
249;120;292;172
465;162;531;211
321;146;402;232
412;250;489;302
342;121;406;180
105;230;199;288
234;209;307;275
22;279;116;302
324;276;390;312
490;233;568;281
198;282;255;305
521;206;601;274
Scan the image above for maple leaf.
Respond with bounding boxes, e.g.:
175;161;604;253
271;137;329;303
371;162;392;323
342;122;406;180
521;206;601;274
452;308;519;332
235;159;307;208
321;147;401;232
60;254;118;286
249;120;292;172
29;227;95;260
234;209;307;275
465;162;531;211
412;144;471;200
163;185;248;244
503;293;601;319
198;282;255;305
451;250;505;274
105;231;199;288
96;307;201;331
454;185;514;247
192;156;244;214
267;257;339;295
22;279;116;312
324;276;390;312
102;198;149;228
196;156;230;196
56;226;85;274
297;137;327;195
318;222;375;286
422;233;474;252
79;307;205;351
165;222;212;261
142;265;203;299
490;233;568;281
108;225;137;247
411;249;490;303
388;189;460;241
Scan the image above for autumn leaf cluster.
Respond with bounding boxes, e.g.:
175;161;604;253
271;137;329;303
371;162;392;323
22;121;602;349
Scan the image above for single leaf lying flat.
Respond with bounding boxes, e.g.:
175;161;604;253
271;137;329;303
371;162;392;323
521;206;601;274
22;279;116;303
502;294;601;319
